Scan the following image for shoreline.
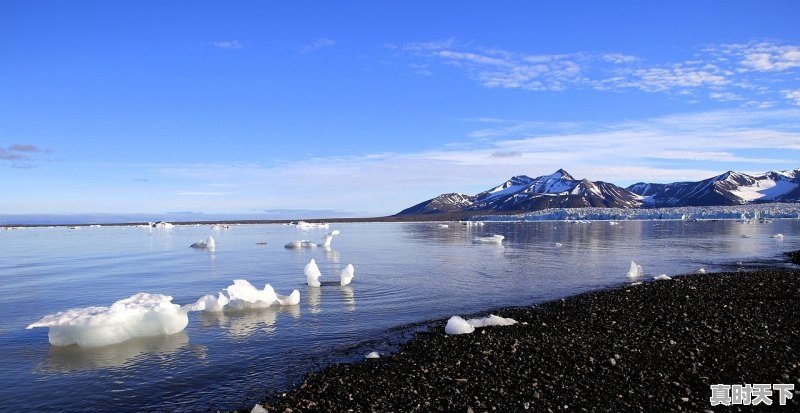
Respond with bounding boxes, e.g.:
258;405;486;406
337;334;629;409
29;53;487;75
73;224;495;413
254;264;800;412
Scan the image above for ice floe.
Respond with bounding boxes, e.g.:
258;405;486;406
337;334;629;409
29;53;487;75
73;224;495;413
320;230;341;248
190;236;215;250
555;242;563;248
772;233;784;239
626;260;643;279
365;351;380;359
284;240;318;249
305;259;322;287
340;264;355;286
438;224;450;228
697;268;706;274
27;293;201;347
295;221;329;230
653;274;672;281
473;234;505;244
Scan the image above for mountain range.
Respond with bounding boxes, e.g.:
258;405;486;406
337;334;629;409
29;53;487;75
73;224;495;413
397;168;800;215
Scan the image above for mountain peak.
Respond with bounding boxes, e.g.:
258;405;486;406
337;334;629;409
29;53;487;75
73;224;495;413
551;168;574;180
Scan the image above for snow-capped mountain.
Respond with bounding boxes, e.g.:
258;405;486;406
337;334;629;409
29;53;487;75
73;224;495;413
628;169;800;207
397;168;800;215
397;169;641;215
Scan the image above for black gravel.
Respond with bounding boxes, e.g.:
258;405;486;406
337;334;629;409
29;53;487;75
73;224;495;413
256;268;800;412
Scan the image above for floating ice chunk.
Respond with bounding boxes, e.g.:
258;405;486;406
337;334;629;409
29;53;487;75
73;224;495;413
697;268;706;274
296;221;329;230
190;236;215;250
555;242;563;248
27;293;200;347
152;221;174;229
626;260;643;278
653;274;672;281
340;264;355;286
224;280;300;309
319;229;341;248
772;233;784;239
305;259;322;287
212;224;230;230
284;240;317;249
445;316;475;335
365;351;380;359
466;314;518;328
191;292;230;312
438;224;449;228
609;221;619;226
473;234;505;244
251;404;267;413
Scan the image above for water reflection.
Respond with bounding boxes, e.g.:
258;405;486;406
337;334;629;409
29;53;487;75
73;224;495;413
308;286;321;314
200;306;301;339
339;286;355;312
37;332;201;373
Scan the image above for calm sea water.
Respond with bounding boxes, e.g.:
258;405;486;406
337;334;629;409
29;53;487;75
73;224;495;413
0;220;796;412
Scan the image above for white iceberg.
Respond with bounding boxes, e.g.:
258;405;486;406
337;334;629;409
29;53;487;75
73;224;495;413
27;293;201;347
284;240;318;249
305;259;322;287
340;264;355;286
653;274;672;281
190;236;215;250
473;234;505;244
224;280;300;309
320;229;341;248
626;260;643;279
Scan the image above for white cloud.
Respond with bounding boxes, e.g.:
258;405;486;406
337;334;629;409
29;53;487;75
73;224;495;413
785;89;800;106
301;38;335;53
735;43;800;71
212;40;243;50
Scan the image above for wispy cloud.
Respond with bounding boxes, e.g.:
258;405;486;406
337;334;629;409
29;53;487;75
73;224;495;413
785;89;800;106
301;38;335;54
150;108;800;213
402;39;800;106
212;40;243;50
0;143;51;167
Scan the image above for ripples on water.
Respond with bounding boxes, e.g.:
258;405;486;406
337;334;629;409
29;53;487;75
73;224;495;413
0;220;796;411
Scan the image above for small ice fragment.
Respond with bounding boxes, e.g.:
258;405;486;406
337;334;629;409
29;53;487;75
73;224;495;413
445;316;475;335
772;233;784;239
697;268;706;274
555;242;563;248
473;234;505;244
466;314;518;328
609;221;619;226
365;351;380;359
190;236;215;250
438;224;449;228
340;264;355;286
224;280;299;309
653;274;672;281
276;289;300;306
626;260;643;278
251;404;267;413
284;240;317;249
305;259;322;287
319;229;341;248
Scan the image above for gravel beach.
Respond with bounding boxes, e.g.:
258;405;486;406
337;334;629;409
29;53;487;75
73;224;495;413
257;266;800;412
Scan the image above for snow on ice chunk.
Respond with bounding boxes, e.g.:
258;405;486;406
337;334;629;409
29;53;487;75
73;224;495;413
445;316;475;335
466;314;518;328
305;259;322;287
190;236;215;250
653;274;672;281
27;293;199;347
340;264;355;286
319;229;341;248
365;351;380;359
626;260;643;279
473;234;505;244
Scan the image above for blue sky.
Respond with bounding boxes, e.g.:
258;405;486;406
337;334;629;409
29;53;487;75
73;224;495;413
1;1;799;217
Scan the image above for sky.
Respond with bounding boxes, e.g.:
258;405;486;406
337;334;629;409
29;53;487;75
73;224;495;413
1;1;799;218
